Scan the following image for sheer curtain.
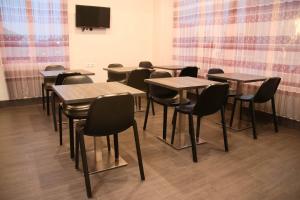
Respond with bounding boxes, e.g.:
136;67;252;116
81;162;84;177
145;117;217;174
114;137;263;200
0;0;69;99
173;0;300;121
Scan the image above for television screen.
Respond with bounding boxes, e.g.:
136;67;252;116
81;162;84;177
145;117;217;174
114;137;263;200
76;5;110;28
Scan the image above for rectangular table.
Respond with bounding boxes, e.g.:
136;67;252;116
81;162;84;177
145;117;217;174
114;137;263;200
206;73;267;130
52;82;145;173
40;69;95;79
144;77;218;149
152;65;199;76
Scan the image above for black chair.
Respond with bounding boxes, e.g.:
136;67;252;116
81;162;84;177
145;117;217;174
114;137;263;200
106;63;126;82
179;66;198;77
126;69;154;113
229;77;281;139
139;61;153;69
171;83;229;162
51;72;81;131
207;68;237;108
143;71;190;140
75;93;145;198
42;65;64;115
58;75;97;159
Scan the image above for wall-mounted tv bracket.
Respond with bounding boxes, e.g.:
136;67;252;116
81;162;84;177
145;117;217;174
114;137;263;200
81;27;93;31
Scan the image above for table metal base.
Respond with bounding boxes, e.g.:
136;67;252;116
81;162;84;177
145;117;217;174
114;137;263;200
156;136;206;150
84;149;128;174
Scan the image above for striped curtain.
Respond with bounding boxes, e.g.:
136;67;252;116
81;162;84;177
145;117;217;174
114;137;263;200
173;0;300;121
0;0;69;99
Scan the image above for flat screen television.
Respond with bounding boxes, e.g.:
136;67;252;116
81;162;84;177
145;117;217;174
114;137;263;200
76;5;110;28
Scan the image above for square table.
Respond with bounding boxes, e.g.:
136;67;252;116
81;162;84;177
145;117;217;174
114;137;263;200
40;69;95;79
103;67;154;79
206;73;267;130
152;65;199;76
144;77;218;149
52;82;145;173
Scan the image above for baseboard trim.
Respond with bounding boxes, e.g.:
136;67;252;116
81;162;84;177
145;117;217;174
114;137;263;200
0;97;42;108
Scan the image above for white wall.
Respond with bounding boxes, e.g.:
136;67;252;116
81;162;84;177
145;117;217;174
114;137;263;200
68;0;155;83
153;0;174;65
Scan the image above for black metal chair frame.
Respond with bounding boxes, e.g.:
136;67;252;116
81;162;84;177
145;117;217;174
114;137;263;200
106;63;126;82
171;83;229;162
74;93;145;198
229;77;281;139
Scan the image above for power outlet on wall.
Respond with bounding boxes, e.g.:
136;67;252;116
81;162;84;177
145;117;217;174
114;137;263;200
87;63;96;68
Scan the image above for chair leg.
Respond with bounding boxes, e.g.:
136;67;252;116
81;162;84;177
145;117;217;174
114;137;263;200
143;97;151;130
138;96;141;111
239;101;243;120
171;109;177;144
51;93;57;131
46;90;50;116
271;97;279;132
106;135;111;151
113;134;119;160
163;106;168;140
249;100;257;139
196;116;201;141
151;99;155;115
69;117;75;159
75;130;80;169
133;120;145;180
79;133;92;198
230;98;237;127
42;83;45;110
188;114;197;162
59;105;63;145
221;107;229;152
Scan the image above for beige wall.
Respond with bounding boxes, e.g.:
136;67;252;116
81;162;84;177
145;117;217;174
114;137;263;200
68;0;155;83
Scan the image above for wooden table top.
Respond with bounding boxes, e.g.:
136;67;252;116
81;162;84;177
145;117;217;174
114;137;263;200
145;77;218;91
152;65;197;71
52;82;145;104
207;73;267;82
103;67;154;74
40;69;95;78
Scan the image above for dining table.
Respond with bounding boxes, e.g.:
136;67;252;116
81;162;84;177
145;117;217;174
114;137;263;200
152;65;199;76
206;73;267;131
144;76;218;150
52;82;145;173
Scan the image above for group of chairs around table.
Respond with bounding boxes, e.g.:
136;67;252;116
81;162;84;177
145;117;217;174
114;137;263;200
41;63;281;198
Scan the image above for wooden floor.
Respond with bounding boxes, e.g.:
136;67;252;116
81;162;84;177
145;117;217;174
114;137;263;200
0;103;300;200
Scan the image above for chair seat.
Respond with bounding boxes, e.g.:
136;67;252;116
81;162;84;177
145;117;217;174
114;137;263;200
152;96;190;106
176;103;196;114
62;103;90;118
237;94;255;101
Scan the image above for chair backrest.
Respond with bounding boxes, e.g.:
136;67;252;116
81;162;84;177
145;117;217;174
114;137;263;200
45;65;64;71
207;68;227;83
62;75;93;85
149;71;177;98
253;77;281;103
193;83;229;117
127;69;151;91
107;63;126;82
179;66;198;77
84;93;135;136
139;61;153;69
55;72;81;85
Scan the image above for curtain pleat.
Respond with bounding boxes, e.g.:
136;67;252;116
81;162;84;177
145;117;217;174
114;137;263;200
173;0;300;121
0;0;69;99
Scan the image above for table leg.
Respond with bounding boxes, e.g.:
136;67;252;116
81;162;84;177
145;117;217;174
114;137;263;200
157;90;205;150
